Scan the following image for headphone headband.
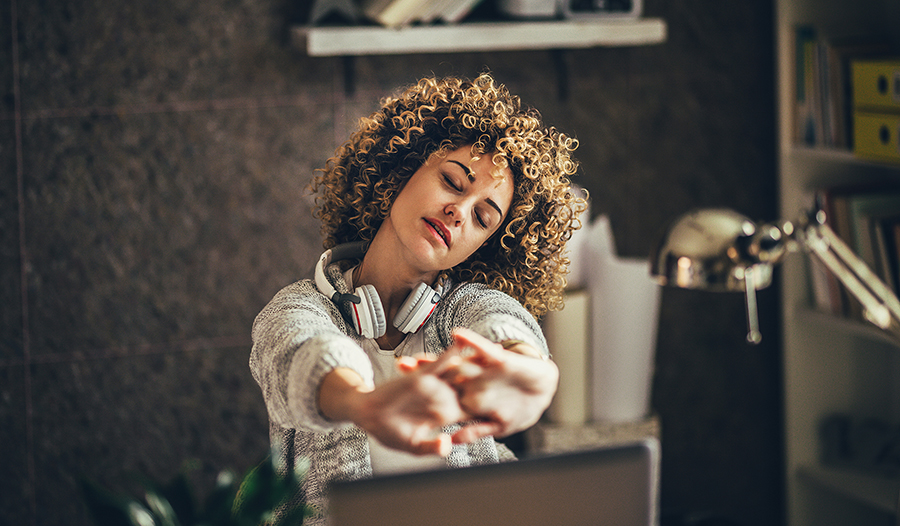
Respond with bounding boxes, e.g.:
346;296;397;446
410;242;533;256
314;242;366;304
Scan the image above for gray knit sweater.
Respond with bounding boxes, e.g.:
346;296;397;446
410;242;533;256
249;262;548;524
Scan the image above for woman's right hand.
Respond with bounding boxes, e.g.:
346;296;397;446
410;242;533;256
317;360;472;457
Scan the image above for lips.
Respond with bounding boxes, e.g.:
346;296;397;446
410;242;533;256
425;218;451;247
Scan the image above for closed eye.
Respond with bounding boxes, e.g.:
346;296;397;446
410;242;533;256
443;174;461;191
475;210;488;228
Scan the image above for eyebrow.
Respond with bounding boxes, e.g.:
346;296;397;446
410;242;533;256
449;160;475;182
448;160;504;218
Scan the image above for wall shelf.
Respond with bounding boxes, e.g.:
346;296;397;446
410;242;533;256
293;17;666;98
294;18;667;56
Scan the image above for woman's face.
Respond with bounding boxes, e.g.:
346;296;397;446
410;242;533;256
385;145;514;273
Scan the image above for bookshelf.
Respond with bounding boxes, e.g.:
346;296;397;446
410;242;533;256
777;1;900;525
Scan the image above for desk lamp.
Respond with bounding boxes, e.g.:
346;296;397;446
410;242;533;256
650;208;900;343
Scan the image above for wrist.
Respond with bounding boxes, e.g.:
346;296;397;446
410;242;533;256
500;339;550;361
318;367;373;423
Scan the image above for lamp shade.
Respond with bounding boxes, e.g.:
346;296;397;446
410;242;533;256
650;208;774;292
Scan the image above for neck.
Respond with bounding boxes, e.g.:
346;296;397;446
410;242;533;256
356;233;439;347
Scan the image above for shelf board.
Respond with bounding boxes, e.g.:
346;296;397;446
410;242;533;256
789;145;857;163
798;464;900;514
295;18;667;56
796;306;900;348
787;145;900;170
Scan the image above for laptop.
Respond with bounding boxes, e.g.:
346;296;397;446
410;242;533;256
327;438;660;526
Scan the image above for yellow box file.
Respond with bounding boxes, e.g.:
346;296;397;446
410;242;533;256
852;59;900;110
854;111;900;163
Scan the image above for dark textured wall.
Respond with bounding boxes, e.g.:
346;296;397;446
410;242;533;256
1;1;781;525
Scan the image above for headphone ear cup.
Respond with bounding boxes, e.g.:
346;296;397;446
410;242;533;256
393;282;441;334
354;285;386;339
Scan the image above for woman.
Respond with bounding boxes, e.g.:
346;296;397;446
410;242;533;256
250;72;586;523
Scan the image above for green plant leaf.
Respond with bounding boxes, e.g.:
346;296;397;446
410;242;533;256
159;472;198;524
80;478;158;526
81;452;310;526
199;470;239;526
230;457;276;521
143;488;179;526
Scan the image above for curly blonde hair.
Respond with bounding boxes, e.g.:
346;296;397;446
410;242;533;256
311;73;587;318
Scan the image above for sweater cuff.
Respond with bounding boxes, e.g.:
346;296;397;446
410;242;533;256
467;317;549;358
286;334;374;433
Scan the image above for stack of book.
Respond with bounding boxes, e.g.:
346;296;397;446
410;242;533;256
793;26;890;150
808;185;900;320
852;58;900;164
361;0;485;28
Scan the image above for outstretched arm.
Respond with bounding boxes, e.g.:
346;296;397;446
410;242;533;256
421;327;559;444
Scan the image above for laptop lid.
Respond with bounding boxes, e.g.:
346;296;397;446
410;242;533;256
327;438;660;526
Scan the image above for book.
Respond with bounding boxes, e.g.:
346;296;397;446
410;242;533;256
810;185;900;318
853;111;900;163
793;28;891;149
849;191;900;320
361;0;483;27
440;0;484;23
893;221;900;293
418;0;451;24
362;0;429;27
795;26;817;145
871;213;900;294
852;59;900;112
807;189;844;315
847;193;900;273
825;38;891;148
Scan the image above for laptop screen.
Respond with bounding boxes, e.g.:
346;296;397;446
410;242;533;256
327;438;659;526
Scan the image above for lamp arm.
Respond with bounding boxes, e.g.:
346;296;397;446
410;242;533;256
743;266;763;344
800;220;900;338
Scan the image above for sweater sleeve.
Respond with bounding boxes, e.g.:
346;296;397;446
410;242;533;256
428;282;549;358
250;279;374;434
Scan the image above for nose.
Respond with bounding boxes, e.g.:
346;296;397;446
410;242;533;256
444;202;463;226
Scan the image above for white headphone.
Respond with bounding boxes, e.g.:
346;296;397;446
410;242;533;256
314;242;442;339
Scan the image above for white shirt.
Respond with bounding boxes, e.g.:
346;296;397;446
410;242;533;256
344;267;446;475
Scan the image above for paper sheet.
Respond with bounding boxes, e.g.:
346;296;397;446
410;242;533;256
586;216;661;422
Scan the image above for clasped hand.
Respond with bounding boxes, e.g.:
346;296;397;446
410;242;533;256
349;328;558;457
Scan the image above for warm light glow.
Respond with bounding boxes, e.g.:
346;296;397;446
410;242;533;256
815;210;826;225
675;256;693;287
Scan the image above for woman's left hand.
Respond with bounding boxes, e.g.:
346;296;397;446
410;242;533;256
430;328;559;444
